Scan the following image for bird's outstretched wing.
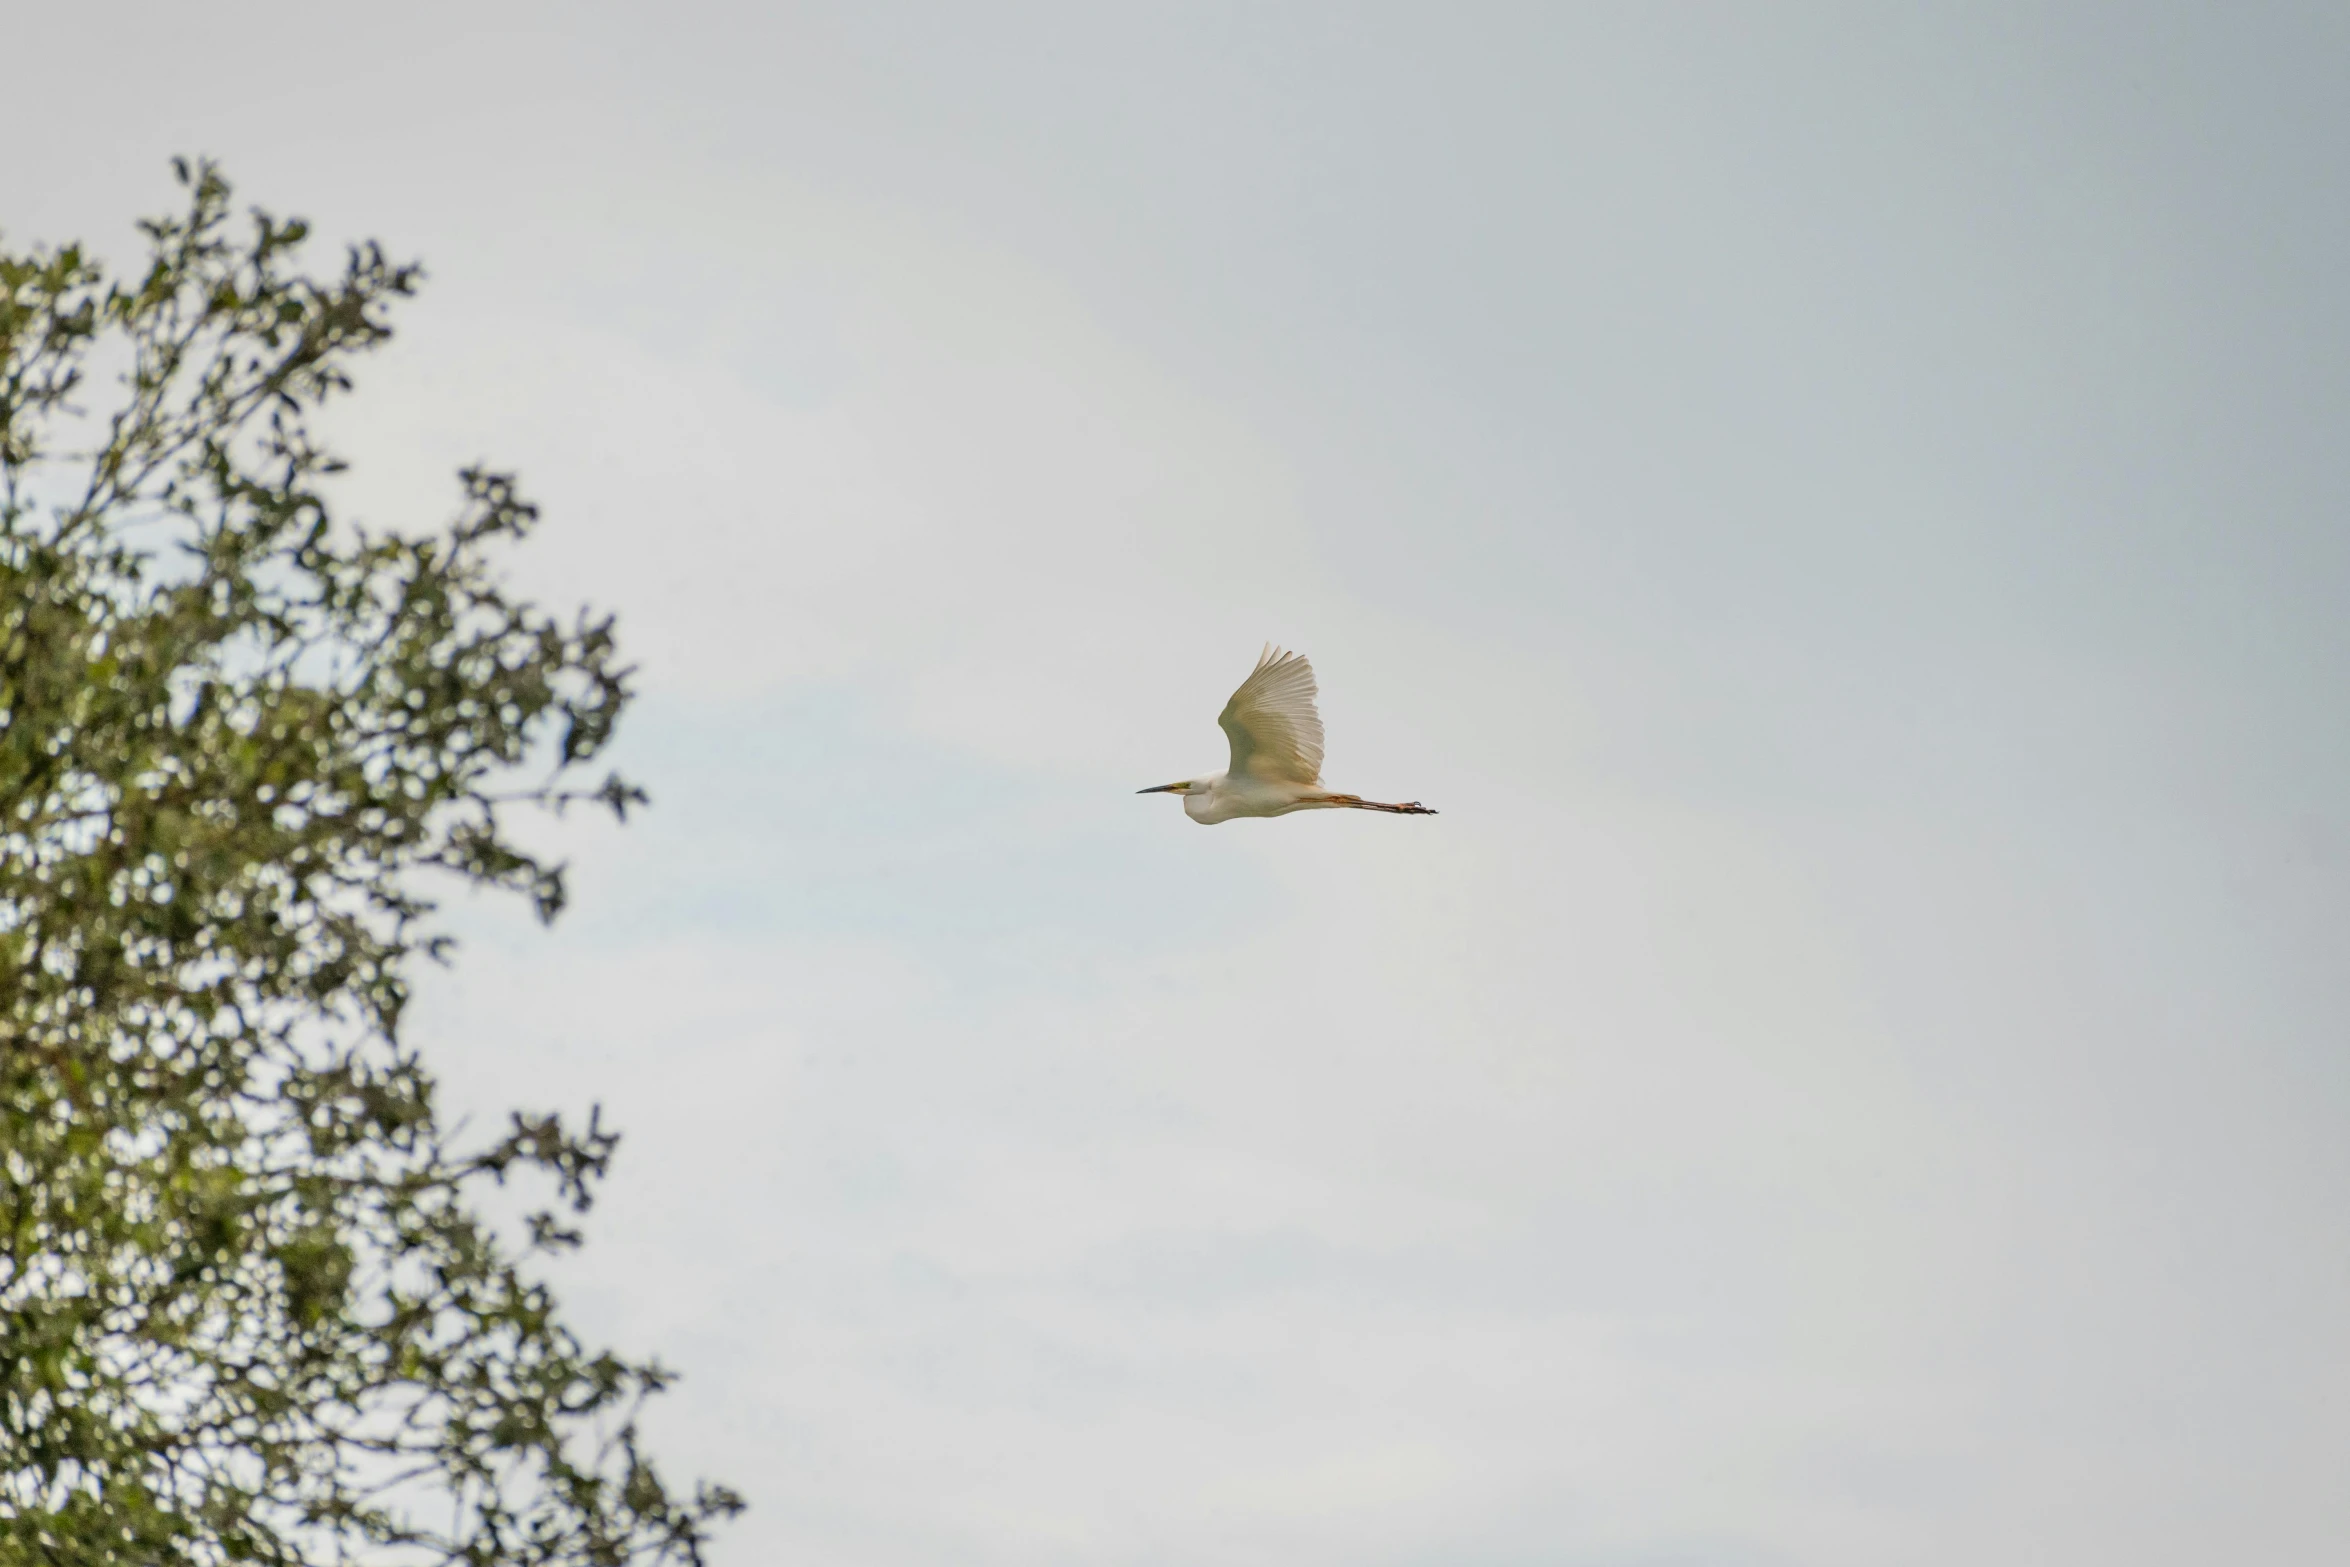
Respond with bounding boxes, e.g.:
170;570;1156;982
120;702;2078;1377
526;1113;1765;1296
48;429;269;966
1219;645;1324;784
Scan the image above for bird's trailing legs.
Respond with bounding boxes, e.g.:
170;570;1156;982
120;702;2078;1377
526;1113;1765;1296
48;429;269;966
1312;792;1438;815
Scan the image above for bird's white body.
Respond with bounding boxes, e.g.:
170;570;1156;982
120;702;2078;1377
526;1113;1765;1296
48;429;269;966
1141;646;1436;825
1174;770;1336;825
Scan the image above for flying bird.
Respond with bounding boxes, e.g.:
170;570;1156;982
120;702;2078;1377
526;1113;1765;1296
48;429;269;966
1140;646;1437;824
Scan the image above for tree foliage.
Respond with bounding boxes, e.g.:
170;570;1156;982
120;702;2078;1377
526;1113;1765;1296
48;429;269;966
0;161;738;1564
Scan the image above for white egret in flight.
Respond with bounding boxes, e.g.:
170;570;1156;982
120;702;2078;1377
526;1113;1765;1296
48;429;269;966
1140;646;1437;824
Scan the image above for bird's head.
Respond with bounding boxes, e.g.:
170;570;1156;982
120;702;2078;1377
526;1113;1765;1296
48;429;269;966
1136;780;1198;797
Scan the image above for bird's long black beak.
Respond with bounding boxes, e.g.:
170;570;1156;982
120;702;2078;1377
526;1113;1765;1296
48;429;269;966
1137;783;1183;794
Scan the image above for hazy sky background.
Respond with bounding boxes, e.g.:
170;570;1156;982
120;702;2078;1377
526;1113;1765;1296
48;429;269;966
12;5;2350;1563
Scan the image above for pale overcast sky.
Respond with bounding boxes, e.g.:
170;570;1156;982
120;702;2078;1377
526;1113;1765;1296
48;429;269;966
12;5;2350;1563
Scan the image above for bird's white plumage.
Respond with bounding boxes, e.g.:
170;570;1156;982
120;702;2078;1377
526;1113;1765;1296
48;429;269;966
1219;645;1324;784
1139;645;1434;823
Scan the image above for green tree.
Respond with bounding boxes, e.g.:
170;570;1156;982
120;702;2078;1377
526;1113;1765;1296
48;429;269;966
0;161;739;1564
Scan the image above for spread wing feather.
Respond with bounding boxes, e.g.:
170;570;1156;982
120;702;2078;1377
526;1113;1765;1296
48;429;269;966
1219;645;1324;784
